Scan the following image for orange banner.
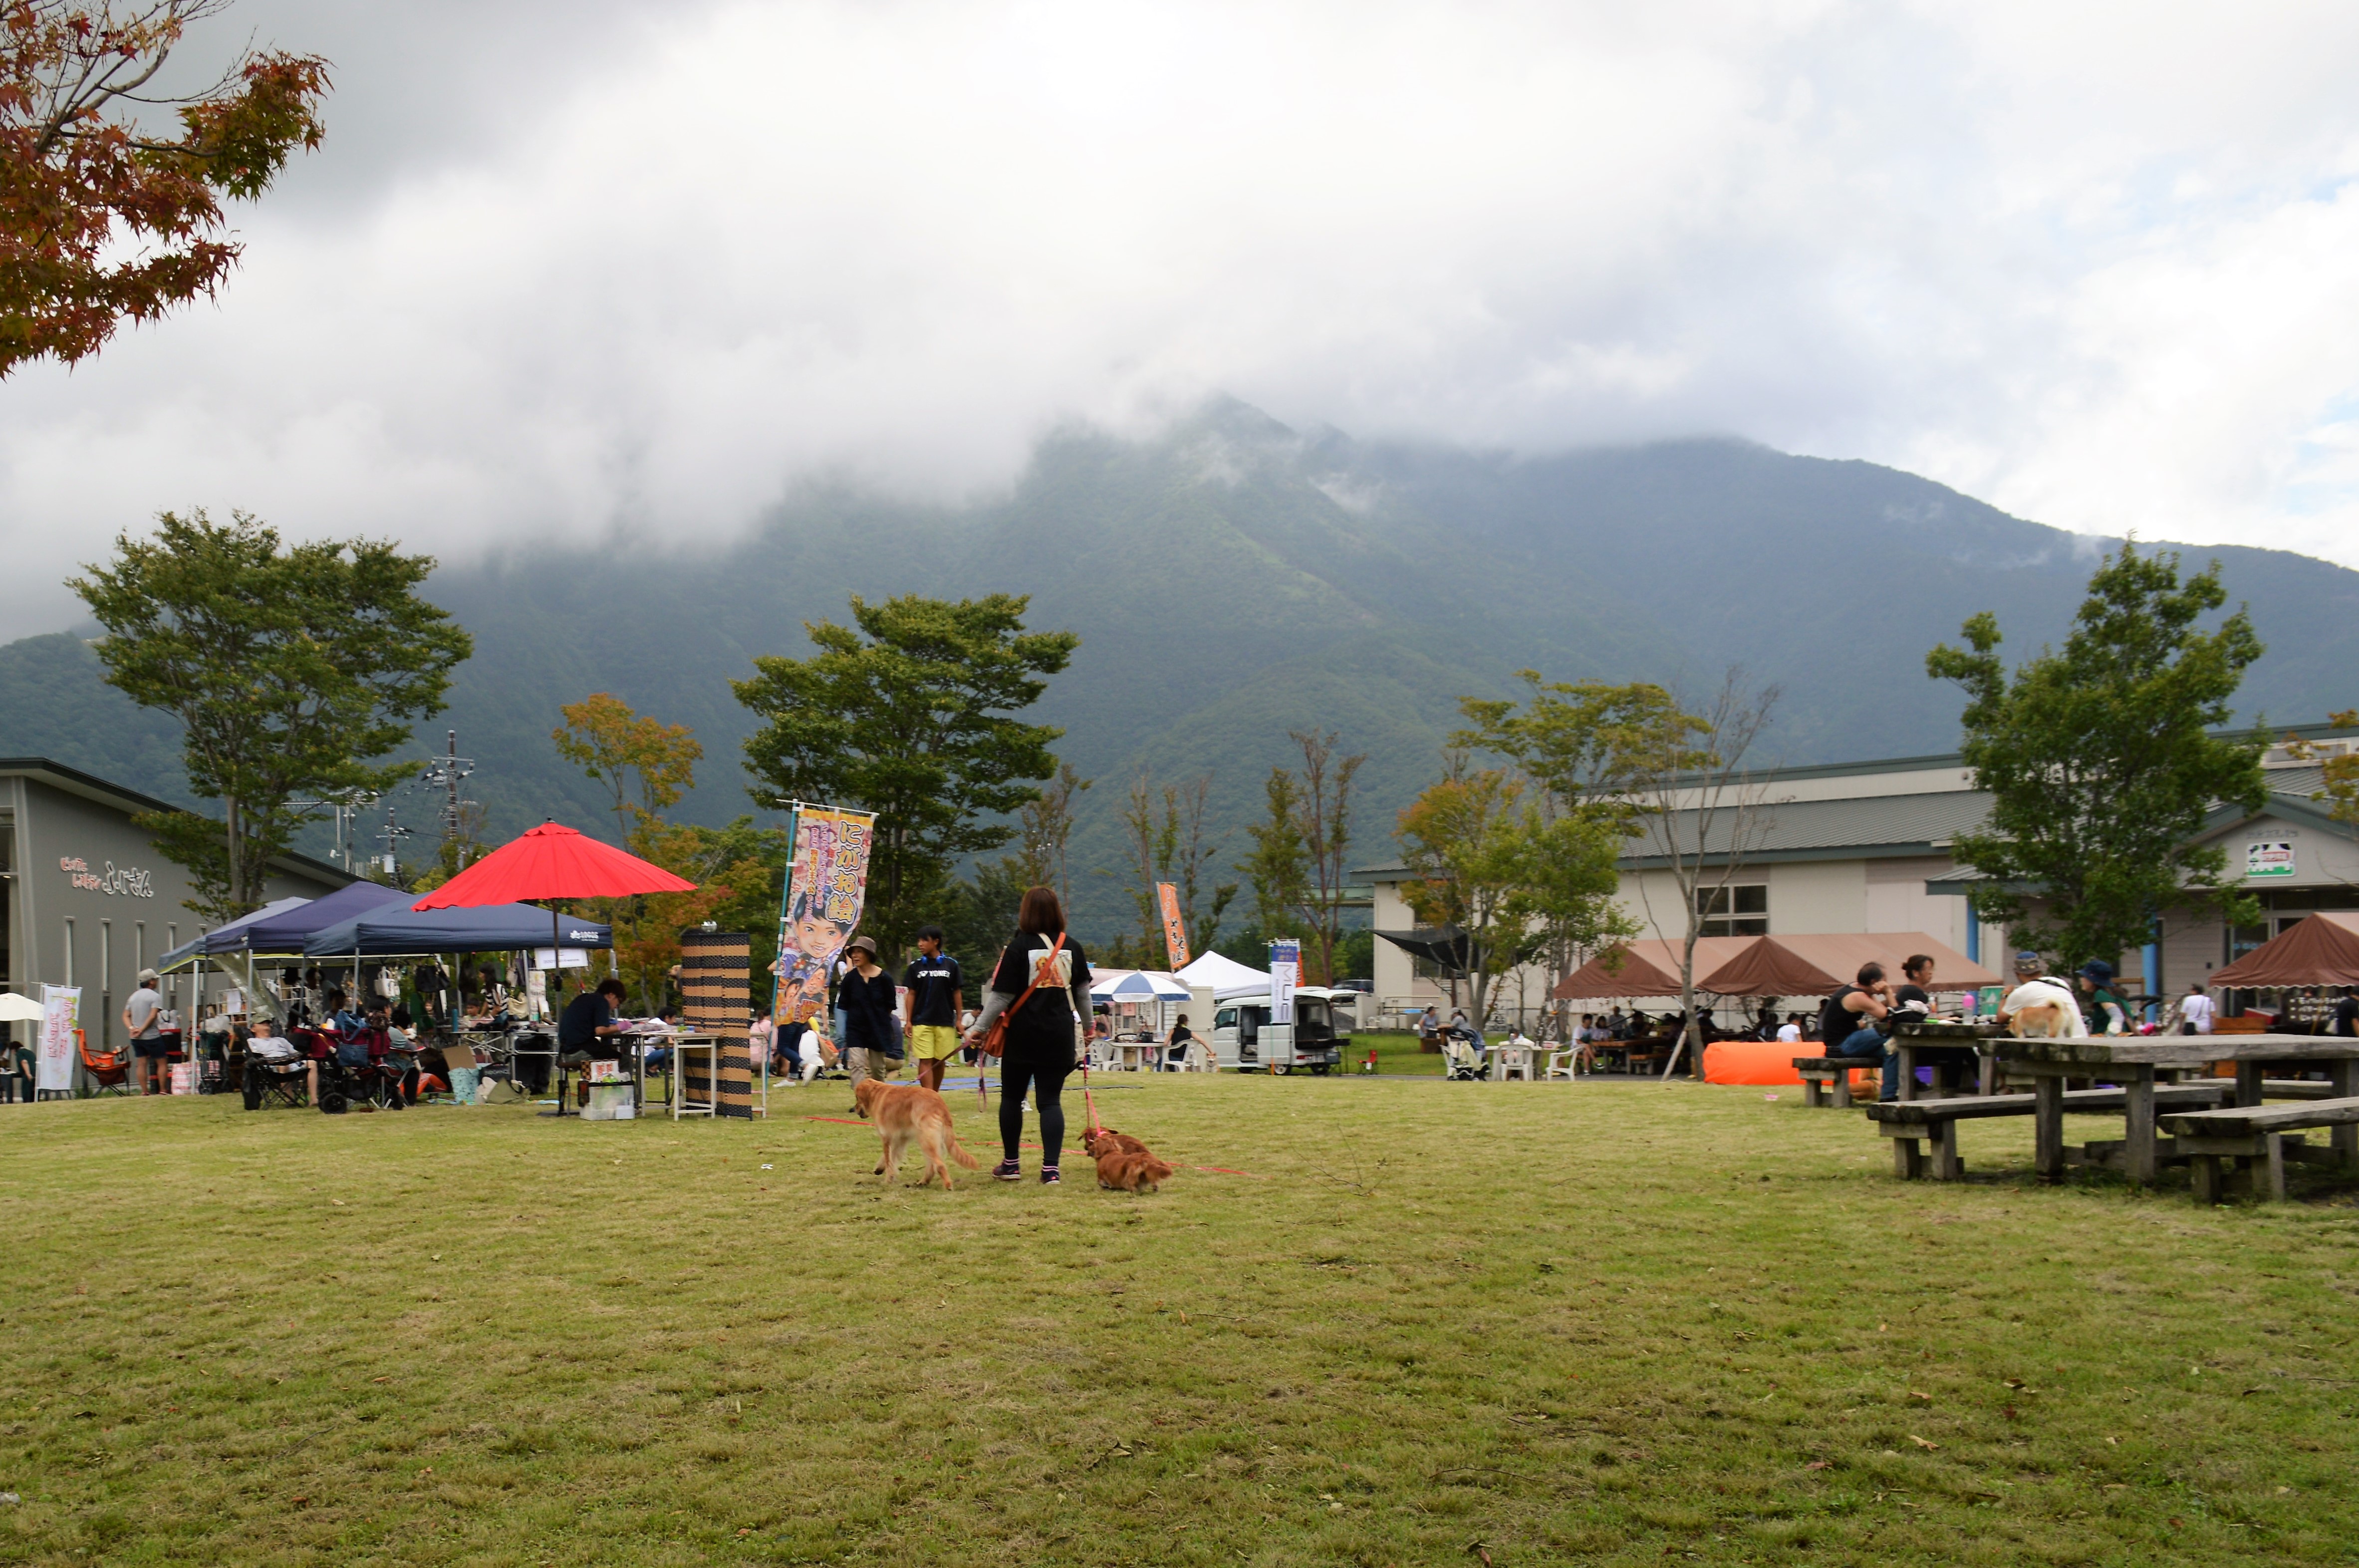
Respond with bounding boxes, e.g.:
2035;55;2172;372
1157;881;1191;970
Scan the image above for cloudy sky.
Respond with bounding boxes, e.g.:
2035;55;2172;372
6;0;2358;629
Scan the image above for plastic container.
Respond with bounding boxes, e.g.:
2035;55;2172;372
167;1063;197;1095
582;1081;635;1121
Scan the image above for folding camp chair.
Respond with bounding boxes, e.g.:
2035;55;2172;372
78;1031;136;1095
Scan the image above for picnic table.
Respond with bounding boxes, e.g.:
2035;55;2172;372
1994;1033;2359;1185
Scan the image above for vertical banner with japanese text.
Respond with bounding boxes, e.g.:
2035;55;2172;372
1156;882;1191;970
1269;939;1300;1026
37;985;80;1094
770;808;879;1029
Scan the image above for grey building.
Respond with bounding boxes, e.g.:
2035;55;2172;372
2;759;354;1049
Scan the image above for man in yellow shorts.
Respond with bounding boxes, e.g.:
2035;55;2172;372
901;925;966;1092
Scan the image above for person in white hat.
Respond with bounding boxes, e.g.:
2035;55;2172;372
124;968;169;1094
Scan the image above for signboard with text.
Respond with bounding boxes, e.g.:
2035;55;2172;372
1157;882;1191;970
2247;840;2296;879
37;985;80;1094
1270;939;1300;1026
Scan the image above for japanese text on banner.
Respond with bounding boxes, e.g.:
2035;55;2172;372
771;809;878;1027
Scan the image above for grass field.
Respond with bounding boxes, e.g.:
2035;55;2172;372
2;1073;2356;1567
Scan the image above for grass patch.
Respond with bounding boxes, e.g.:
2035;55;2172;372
0;1077;2354;1565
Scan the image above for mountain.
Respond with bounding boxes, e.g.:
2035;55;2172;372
7;399;2357;935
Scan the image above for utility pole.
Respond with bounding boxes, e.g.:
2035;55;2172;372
416;729;479;867
375;799;415;879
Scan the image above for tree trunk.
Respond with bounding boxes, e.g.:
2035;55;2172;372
226;793;248;909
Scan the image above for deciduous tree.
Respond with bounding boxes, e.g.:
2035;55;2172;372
3;0;329;375
1114;770;1235;967
71;509;470;921
552;693;702;846
1927;541;2268;968
1618;672;1779;1079
1395;757;1531;1028
734;593;1076;957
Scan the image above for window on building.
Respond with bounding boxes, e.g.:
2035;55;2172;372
1695;883;1768;937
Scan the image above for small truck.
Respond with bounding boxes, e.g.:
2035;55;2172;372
1208;985;1353;1075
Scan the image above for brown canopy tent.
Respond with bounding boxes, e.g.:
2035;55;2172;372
1553;937;1758;999
1697;932;1999;997
2210;912;2359;988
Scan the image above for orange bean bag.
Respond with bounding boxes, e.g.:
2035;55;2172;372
1703;1038;1869;1089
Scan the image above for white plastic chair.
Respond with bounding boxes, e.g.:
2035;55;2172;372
1494;1044;1534;1082
1542;1047;1577;1080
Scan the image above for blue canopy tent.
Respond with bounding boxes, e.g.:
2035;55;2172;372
235;880;412;953
302;902;613;959
156;896;312;973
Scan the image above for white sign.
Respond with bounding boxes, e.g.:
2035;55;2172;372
58;856;155;898
37;985;80;1094
2247;840;2296;879
532;947;591;970
1270;939;1300;1026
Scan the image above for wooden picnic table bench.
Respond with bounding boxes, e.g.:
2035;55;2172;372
2157;1096;2359;1203
1864;1082;2234;1181
1790;1056;1863;1108
1994;1034;2359;1186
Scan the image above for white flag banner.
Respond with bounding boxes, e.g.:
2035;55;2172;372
37;985;80;1094
1270;940;1300;1026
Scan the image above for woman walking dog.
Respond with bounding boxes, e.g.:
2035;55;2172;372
965;885;1093;1185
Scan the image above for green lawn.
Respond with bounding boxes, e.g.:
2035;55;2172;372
2;1075;2355;1566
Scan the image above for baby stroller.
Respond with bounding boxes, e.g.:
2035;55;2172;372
316;1026;407;1114
1442;1025;1487;1081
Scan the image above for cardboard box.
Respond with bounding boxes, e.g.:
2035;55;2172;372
587;1058;624;1081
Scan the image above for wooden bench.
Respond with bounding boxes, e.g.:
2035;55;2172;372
1791;1056;1863;1108
1865;1083;2234;1180
2157;1097;2359;1203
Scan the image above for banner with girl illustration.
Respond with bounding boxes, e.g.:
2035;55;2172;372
770;807;878;1027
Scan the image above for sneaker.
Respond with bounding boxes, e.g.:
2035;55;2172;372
1040;1165;1060;1185
993;1159;1022;1182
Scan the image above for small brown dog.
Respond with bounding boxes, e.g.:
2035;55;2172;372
1094;1146;1175;1194
853;1077;981;1188
1081;1126;1150;1158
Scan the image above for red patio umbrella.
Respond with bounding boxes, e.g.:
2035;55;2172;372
412;819;697;968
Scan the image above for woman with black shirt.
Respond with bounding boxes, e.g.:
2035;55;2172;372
965;885;1093;1184
835;935;902;1099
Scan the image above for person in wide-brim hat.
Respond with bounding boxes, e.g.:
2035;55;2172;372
835;935;899;1109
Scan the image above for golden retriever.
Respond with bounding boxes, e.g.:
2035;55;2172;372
852;1078;981;1188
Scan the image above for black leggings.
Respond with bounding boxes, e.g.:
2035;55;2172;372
999;1049;1073;1167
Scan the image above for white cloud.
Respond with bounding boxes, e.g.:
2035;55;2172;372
4;0;2357;628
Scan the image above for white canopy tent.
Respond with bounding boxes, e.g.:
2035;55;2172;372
1176;952;1270;991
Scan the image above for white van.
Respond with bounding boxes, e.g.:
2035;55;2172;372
1209;986;1352;1075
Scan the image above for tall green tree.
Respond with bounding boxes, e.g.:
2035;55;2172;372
70;509;471;920
1240;765;1308;947
1452;673;1681;1012
1394;756;1531;1026
1926;541;2269;969
733;593;1077;958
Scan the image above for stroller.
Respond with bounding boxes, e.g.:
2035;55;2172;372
1442;1025;1488;1081
315;1026;410;1114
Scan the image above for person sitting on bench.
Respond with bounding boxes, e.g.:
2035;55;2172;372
1821;962;1898;1102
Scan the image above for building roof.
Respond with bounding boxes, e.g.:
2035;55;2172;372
0;757;357;888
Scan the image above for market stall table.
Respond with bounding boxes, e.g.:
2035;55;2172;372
1993;1034;2359;1185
